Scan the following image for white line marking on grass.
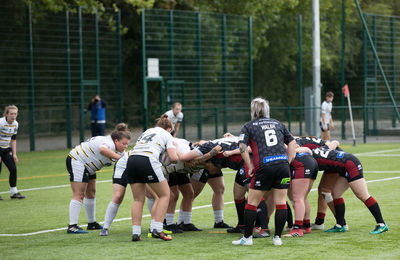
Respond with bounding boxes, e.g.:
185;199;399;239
1;176;399;237
355;148;400;156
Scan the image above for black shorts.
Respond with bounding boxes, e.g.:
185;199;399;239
168;172;190;187
320;122;330;132
112;162;128;187
126;155;165;184
340;154;364;182
190;169;223;184
291;154;318;180
235;167;252;187
250;161;290;190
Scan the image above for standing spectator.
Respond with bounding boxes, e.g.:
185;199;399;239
88;94;107;137
0;105;25;200
232;97;296;246
164;102;183;137
320;91;334;140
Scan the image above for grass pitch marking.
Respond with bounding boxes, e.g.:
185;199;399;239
0;176;399;237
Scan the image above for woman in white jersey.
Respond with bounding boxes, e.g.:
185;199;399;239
320;91;334;140
66;123;130;234
127;114;179;241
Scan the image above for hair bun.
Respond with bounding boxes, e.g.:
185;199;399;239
115;123;128;132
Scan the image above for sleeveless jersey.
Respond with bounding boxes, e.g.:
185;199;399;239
68;135;121;173
239;117;294;170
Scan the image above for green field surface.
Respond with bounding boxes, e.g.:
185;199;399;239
1;143;399;259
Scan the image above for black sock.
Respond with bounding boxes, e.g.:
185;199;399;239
286;202;293;228
243;204;257;238
234;198;246;225
275;204;288;237
333;198;345;226
365;196;384;224
256;200;269;229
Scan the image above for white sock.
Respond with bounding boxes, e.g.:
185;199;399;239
165;213;175;226
183;211;192;224
84;198;96;223
178;209;184;224
147;198;155;214
104;201;120;229
132;225;141;236
150;219;163;232
10;187;18;195
214;210;223;223
69;200;82;225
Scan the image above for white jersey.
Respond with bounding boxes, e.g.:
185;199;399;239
161;138;191;174
0;117;18;149
132;127;175;161
164;110;183;127
68;135;121;174
321;101;332;127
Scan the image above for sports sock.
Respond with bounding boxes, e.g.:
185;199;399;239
150;219;163;233
10;186;18;195
84;198;96;223
303;219;311;228
364;196;384;224
286;201;293;228
315;212;326;225
69;199;82;225
147;198;155;214
214;210;223;223
256;199;269;229
333;198;345;226
183;211;192;224
178;209;184;224
234;198;246;225
243;204;257;238
275;204;288;237
132;225;141;236
165;213;175;226
104;202;120;229
294;220;303;229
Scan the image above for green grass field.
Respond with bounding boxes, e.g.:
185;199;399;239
1;143;399;259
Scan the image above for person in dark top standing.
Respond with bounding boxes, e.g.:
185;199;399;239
88;94;107;137
232;97;296;246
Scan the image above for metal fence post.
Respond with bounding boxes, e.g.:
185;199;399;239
221;15;227;134
95;9;100;95
27;3;35;151
65;10;72;148
363;15;367;143
390;16;396;128
116;9;122;123
372;15;377;135
196;12;202;139
341;0;346;139
78;7;85;142
248;16;253;102
142;9;148;130
298;15;303;136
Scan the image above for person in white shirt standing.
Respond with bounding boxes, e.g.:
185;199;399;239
66;123;130;234
0;105;25;200
164;102;183;137
320;91;334;140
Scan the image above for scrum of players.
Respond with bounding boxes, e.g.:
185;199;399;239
65;97;388;246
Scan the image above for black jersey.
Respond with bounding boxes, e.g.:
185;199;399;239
239;117;294;171
311;147;363;181
295;137;327;150
197;136;239;155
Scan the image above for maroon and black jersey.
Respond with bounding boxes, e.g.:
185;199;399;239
195;137;240;169
311;147;363;182
295;137;327;150
239;117;294;171
290;153;318;179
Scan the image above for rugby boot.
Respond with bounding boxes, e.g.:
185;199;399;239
67;224;88;234
10;192;25;199
179;223;202;231
132;234;142;241
272;235;282;246
325;224;346;233
151;230;172;241
100;228;109;236
214;221;232;229
165;224;184;233
232;236;253;246
369;223;388;234
227;225;245;233
283;228;303;237
87;222;103;230
253;228;270;238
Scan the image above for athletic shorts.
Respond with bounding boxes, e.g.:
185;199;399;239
190;169;223;184
340;155;364;182
66;156;96;183
168;172;190;187
113;155;128;187
235;167;252;187
126;155;165;184
291;154;318;180
320;122;330;132
249;161;290;190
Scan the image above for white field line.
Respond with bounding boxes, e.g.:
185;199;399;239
354;148;400;156
0;175;399;237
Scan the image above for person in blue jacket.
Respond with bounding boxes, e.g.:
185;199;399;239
88;94;107;137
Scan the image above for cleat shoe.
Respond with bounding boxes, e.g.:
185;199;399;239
253;228;270;238
151;230;172;241
10;192;25;199
272;235;282;246
87;222;103;230
232;236;253;246
302;227;311;234
147;228;172;238
179;223;202;231
369;223;388;234
165;224;184;233
344;224;349;231
214;221;232;229
311;223;324;230
132;234;142;241
227;225;245;233
67;224;88;234
284;226;293;232
283;228;303;237
325;224;346;233
100;228;108;236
